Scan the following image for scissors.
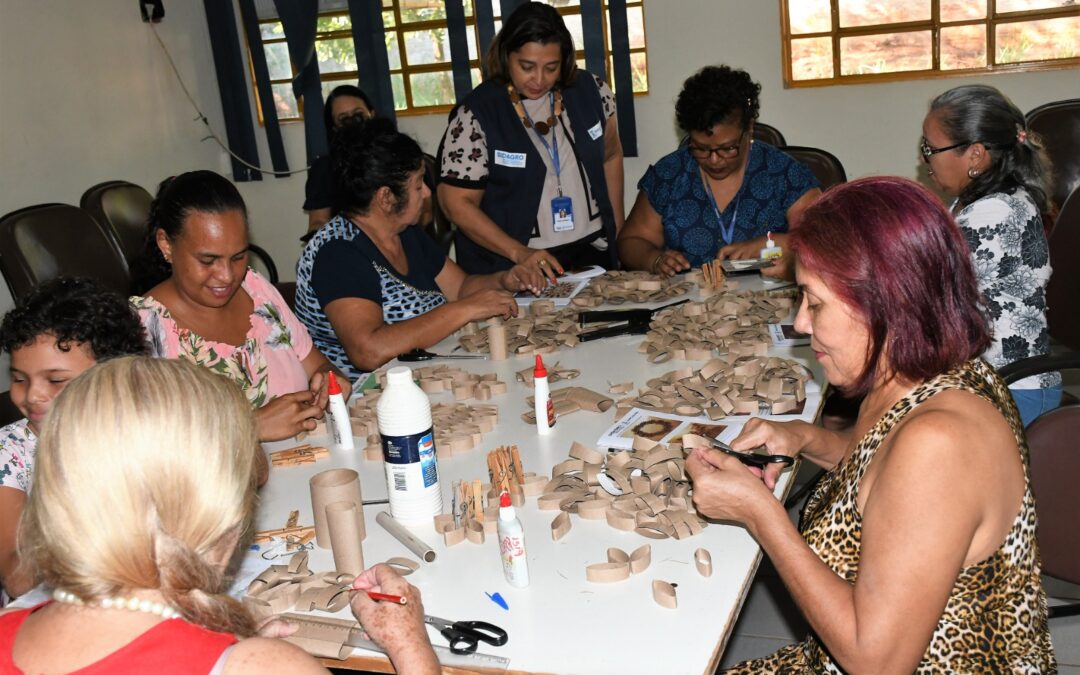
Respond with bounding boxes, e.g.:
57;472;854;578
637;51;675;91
424;614;508;654
704;438;795;469
398;349;488;362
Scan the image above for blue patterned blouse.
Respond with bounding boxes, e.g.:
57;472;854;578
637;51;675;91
637;142;819;266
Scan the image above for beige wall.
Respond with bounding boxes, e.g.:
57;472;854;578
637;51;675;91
0;0;1074;385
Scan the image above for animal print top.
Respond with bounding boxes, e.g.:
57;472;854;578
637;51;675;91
725;359;1056;673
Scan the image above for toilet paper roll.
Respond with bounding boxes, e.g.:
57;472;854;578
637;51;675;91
326;501;364;576
310;469;365;548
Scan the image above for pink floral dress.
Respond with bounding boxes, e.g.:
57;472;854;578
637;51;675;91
132;270;313;406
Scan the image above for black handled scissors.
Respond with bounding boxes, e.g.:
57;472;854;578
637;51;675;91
705;438;795;469
398;349;487;362
424;614;508;654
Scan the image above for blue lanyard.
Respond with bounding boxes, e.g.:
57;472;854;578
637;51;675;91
522;93;563;195
700;169;740;246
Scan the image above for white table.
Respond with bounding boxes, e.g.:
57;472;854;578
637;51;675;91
257;279;823;674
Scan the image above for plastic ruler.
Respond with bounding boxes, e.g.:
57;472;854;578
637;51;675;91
280;612;511;672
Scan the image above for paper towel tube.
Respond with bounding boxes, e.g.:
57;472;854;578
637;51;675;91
375;512;436;563
326;501;364;575
310;468;365;548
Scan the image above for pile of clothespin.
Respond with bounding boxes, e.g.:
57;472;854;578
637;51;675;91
701;259;725;290
487;445;525;501
254;510;315;551
270;444;329;468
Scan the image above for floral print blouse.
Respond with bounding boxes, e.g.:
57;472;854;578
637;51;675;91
0;419;36;494
132;270;313;406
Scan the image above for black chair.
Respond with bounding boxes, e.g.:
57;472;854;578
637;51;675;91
1046;185;1080;351
1026;98;1080;216
423;153;454;254
0;204;130;303
80;180;153;270
0;391;23;428
999;353;1080;619
752;122;787;147
781;146;847;190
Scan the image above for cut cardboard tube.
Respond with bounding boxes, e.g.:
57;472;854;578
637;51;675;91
326;501;364;576
309;469;365;549
487;319;508;360
375;512;436;563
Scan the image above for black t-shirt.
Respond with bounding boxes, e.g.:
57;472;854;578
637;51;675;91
308;223;448;324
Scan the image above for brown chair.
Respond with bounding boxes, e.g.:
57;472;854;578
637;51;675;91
781;146;847;190
0;204;130;303
1046;185;1080;351
752;122;787;147
1026;98;1080;214
999;353;1080;619
80;180;153;269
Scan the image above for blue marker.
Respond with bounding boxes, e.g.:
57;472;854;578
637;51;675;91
485;591;509;610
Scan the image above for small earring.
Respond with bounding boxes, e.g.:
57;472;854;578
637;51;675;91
968;168;979;178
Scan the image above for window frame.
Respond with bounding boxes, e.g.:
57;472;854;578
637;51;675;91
779;0;1080;88
248;0;648;123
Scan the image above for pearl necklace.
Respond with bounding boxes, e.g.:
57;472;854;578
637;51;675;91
52;588;182;620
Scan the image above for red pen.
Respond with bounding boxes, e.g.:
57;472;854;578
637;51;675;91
350;589;407;605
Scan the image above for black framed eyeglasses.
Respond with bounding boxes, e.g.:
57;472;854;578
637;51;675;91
687;131;746;160
920;137;970;161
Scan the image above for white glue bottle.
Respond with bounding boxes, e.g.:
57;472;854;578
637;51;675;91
497;491;530;587
376;367;442;525
759;232;783;260
533;355;555;435
325;371;354;450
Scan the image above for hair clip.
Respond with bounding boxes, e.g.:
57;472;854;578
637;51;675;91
1016;127;1028;144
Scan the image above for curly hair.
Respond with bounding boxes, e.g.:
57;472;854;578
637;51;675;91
929;84;1053;215
331;117;424;216
130;171;248;295
675;65;761;135
0;277;148;360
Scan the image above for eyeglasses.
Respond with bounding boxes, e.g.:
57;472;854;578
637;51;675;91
687;132;746;160
920;137;969;161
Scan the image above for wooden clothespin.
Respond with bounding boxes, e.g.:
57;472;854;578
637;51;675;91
254;510;315;549
270;444;329;467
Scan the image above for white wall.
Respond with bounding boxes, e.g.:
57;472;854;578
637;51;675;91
0;0;1074;387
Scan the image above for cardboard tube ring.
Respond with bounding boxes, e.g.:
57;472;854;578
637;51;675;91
383;557;420;576
652;580;678;609
586;561;631;583
551;512;572;541
569;441;605;465
694;548;713;577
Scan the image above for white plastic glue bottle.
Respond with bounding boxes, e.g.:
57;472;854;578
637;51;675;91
376;366;442;525
759;232;783;261
497;491;530;587
533;354;555;435
325;371;354;451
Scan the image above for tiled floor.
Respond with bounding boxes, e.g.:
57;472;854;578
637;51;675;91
719;370;1080;674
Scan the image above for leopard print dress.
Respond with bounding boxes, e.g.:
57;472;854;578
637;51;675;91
726;359;1056;673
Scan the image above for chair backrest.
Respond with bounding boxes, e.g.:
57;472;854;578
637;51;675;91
1027;403;1080;584
0;204;130;303
752;122;786;147
423;153;454;254
781;146;847;190
79;180;153;268
999;353;1080;586
1046;185;1080;351
1026;98;1080;213
0;391;23;428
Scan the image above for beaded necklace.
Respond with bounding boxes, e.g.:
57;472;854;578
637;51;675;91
52;588;183;620
507;84;563;135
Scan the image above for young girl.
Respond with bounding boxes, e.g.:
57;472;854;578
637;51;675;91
0;278;147;600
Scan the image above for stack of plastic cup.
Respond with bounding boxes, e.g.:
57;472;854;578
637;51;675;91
376;366;443;525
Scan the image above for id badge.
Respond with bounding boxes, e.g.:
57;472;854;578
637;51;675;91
551;196;574;232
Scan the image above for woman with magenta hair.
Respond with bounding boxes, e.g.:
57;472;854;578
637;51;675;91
688;177;1055;672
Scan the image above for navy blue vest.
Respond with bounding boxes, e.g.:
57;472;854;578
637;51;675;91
439;73;617;274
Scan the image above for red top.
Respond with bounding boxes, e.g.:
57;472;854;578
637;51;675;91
533;354;548;378
0;602;237;674
327;370;343;395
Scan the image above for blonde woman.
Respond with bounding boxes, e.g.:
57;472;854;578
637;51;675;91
0;357;437;674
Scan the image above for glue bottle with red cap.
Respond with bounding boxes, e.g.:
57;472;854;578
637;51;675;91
497;491;529;587
533;354;555;435
325;371;354;450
